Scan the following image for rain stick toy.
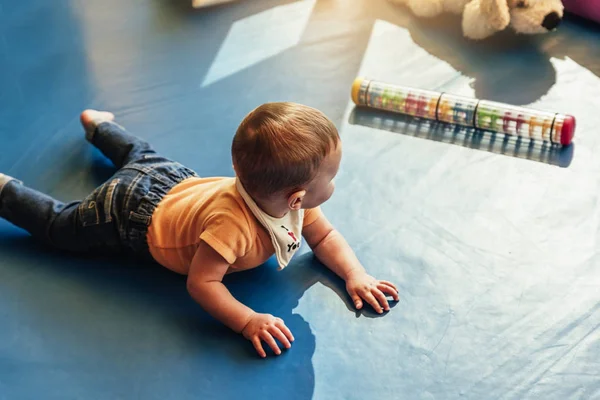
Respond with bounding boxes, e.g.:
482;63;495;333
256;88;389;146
351;77;575;146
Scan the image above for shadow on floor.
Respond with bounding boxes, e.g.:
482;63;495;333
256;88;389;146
0;215;390;398
384;7;600;105
349;106;574;168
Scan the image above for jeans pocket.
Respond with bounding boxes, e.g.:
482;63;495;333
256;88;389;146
78;178;120;227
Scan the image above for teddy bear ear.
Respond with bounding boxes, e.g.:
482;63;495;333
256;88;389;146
481;0;511;29
462;0;510;39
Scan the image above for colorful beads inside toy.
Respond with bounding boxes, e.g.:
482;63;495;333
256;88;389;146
352;77;575;145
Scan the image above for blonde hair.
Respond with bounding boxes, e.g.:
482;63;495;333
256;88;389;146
232;102;339;198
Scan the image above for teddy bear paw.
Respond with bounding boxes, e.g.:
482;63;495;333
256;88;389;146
410;0;444;17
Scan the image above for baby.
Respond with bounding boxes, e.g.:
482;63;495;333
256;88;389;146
0;103;399;358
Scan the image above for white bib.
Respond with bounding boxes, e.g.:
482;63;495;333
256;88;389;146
235;179;304;270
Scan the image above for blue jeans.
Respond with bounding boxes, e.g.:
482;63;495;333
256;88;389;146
0;122;197;256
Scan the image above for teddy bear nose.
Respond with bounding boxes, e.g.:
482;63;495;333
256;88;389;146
542;12;562;30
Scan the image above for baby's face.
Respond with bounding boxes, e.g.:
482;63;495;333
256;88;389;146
302;141;342;209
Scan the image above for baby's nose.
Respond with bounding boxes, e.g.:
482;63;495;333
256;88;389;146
542;12;562;30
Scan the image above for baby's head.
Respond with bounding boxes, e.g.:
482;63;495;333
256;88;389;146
232;102;341;214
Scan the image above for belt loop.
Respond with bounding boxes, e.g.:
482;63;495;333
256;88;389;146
129;211;152;226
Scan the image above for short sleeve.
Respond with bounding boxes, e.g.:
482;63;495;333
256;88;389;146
199;211;253;265
303;207;323;227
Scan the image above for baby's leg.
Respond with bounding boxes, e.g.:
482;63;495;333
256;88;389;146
81;110;157;169
0;174;122;253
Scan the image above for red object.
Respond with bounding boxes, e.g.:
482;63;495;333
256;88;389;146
405;94;418;114
562;0;600;23
416;96;428;117
561;115;576;145
502;111;520;132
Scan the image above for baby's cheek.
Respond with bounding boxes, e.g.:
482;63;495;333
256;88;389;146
323;184;335;202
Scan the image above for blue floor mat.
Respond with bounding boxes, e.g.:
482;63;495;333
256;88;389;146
1;1;599;398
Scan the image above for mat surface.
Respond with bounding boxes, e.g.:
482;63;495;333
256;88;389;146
1;1;599;399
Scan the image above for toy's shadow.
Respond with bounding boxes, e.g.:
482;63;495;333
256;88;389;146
348;106;574;168
387;9;600;105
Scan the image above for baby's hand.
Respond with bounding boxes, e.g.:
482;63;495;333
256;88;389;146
241;313;294;358
346;271;399;314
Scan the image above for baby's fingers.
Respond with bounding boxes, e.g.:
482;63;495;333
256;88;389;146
378;283;400;301
260;331;282;356
275;319;295;343
362;291;383;314
373;288;390;311
251;336;267;358
269;326;292;350
380;280;398;293
349;289;363;309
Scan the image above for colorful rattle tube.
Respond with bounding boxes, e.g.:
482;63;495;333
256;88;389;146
351;77;576;146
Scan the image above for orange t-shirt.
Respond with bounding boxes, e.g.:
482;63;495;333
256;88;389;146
146;177;322;275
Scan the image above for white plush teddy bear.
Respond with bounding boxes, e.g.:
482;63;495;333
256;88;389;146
390;0;564;40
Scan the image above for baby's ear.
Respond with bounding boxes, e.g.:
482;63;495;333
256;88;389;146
462;0;510;39
287;190;306;211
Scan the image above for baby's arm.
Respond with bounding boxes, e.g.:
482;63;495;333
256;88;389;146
303;214;399;313
187;241;294;357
